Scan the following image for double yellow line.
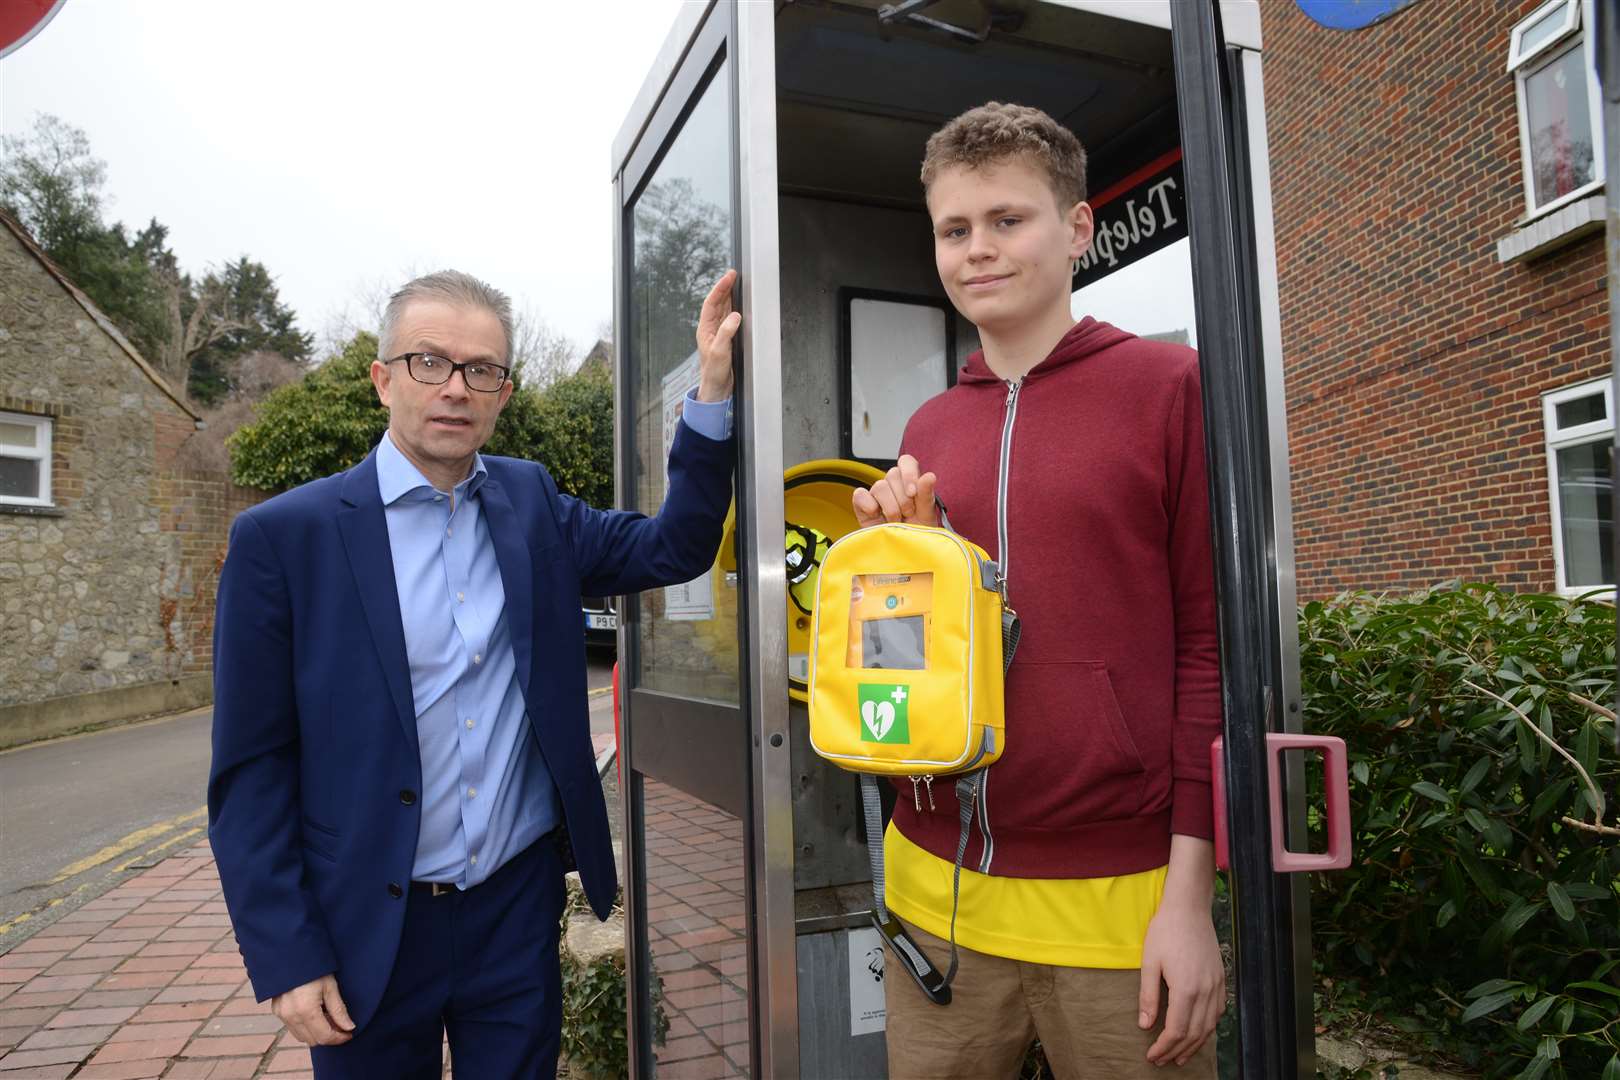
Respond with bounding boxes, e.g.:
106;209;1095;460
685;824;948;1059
0;806;208;937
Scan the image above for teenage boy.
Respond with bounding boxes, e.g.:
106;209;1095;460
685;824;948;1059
853;102;1223;1077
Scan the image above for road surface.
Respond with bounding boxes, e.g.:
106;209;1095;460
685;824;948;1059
0;652;615;950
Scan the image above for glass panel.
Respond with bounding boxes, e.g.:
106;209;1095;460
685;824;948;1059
642;777;751;1077
1519;0;1574;61
1072;237;1198;347
1554;391;1605;429
1556;439;1614;586
1525;44;1596;209
848;299;948;459
628;60;738;703
0;457;40;499
0;421;37;448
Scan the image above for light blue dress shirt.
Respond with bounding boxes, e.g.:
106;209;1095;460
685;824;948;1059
377;389;731;888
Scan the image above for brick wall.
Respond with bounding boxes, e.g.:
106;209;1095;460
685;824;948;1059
152;439;265;680
1261;0;1609;597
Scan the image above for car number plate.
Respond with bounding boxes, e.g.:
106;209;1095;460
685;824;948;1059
586;614;618;630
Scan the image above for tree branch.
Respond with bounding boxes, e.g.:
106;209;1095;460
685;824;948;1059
1462;678;1607;829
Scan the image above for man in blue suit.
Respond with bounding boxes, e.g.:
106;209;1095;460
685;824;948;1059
208;268;742;1077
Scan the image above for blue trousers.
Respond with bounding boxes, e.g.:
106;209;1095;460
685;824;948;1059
311;836;566;1079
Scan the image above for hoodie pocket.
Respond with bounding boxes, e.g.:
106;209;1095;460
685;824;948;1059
999;659;1148;830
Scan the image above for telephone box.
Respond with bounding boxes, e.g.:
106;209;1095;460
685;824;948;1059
611;2;1330;1075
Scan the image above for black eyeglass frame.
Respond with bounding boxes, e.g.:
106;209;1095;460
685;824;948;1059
384;352;512;393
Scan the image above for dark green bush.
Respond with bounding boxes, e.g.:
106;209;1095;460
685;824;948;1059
1301;583;1619;1079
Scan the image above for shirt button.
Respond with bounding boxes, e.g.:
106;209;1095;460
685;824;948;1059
469;854;478;867
446;526;453;537
388;882;403;899
434;495;443;502
467;786;477;799
457;592;465;603
473;653;482;664
466;718;475;730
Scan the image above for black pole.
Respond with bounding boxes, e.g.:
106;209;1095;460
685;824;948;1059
1597;0;1620;747
1169;3;1297;1076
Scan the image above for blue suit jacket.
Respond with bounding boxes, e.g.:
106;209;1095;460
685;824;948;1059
207;423;733;1026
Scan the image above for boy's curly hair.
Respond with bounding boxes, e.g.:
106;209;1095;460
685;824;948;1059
920;102;1087;207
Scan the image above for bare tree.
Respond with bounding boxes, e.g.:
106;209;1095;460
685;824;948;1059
153;270;247;391
510;305;579;389
317;272;398;358
174;350;305;475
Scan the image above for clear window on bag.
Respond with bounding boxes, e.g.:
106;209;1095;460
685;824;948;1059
847;573;932;670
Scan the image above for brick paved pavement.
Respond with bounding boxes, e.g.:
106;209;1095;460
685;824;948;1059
0;732;762;1080
0;845;343;1079
640;780;750;1080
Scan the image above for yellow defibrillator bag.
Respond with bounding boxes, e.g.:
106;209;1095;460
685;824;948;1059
806;520;1020;1006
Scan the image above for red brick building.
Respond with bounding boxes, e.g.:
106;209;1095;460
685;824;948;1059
1262;0;1610;598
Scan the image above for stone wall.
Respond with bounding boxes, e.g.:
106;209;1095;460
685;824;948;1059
0;223;264;744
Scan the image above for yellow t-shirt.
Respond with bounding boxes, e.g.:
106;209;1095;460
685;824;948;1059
884;822;1167;968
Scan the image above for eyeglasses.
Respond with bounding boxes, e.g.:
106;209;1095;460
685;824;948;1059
384;352;510;393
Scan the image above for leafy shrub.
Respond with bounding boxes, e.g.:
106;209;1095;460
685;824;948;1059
1301;583;1619;1078
558;887;667;1080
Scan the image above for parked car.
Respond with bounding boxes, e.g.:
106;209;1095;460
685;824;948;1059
582;595;618;650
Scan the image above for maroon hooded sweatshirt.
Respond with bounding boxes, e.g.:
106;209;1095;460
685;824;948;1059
893;317;1221;879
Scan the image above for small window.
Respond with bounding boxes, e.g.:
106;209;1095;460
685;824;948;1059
0;412;52;508
1542;379;1613;593
1511;0;1605;217
841;290;955;467
1509;0;1580;69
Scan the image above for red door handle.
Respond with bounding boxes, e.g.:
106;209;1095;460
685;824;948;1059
1211;733;1352;872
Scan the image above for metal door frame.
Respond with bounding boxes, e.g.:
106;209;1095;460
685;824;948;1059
1171;2;1312;1076
612;2;797;1075
613;5;749;1075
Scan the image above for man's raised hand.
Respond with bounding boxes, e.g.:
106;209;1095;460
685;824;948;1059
271;973;355;1047
695;270;740;403
853;455;938;528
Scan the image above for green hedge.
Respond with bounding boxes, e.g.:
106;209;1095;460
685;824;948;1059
1301;583;1619;1079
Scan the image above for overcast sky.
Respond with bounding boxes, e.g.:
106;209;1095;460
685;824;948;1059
1;0;1195;358
1;0;688;354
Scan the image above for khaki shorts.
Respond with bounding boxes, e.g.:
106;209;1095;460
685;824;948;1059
884;919;1219;1079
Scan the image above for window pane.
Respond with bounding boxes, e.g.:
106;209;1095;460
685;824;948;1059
627;60;737;703
1555;391;1606;429
1520;1;1574;59
0;457;40;499
1525;45;1596;208
1556;441;1614;586
0;421;37;448
849;299;948;459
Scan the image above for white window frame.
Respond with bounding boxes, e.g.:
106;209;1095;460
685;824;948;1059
1510;0;1606;220
0;411;53;508
1541;378;1613;595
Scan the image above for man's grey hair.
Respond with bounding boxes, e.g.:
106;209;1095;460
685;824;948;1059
378;270;515;364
